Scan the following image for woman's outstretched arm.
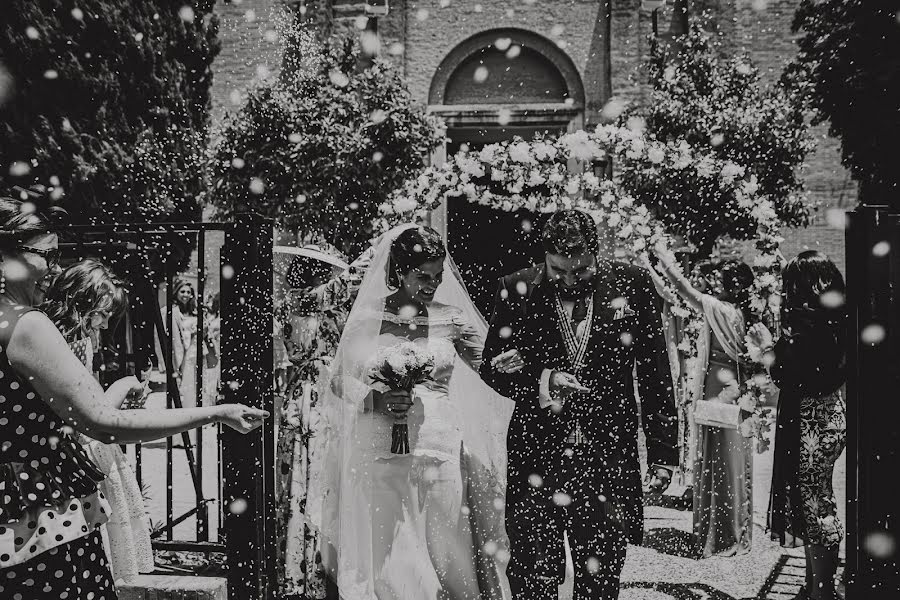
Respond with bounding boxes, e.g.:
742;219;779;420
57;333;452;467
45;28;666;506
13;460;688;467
10;311;267;444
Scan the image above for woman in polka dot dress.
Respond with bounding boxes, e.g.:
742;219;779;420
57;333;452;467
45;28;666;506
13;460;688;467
40;259;155;584
0;196;269;599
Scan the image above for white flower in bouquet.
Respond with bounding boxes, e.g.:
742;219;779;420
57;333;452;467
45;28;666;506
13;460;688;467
607;213;622;228
490;168;506;182
632;238;646;252
379;202;394;214
738;392;758;412
618;224;634;239
565;178;581;195
739;414;760;438
582;172;599;190
541;201;559;214
548;170;564;184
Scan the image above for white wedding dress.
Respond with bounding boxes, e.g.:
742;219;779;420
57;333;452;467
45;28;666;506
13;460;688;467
309;225;513;600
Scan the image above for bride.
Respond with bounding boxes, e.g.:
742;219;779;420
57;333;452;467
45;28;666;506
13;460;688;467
308;224;515;600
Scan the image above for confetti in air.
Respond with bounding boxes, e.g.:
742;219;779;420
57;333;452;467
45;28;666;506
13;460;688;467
860;323;886;345
872;241;890;257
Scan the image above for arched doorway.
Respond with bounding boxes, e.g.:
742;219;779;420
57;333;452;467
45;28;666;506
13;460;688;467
427;29;586;315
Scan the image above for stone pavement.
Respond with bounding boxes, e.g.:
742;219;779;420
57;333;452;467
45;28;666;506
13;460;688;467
131;395;845;599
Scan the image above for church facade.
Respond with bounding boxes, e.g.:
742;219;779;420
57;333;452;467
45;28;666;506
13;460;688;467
212;0;855;270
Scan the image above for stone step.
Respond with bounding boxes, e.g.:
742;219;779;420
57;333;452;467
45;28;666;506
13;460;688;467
117;574;227;600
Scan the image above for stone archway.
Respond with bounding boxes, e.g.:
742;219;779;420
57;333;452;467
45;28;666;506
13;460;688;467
426;29;586;313
428;28;586;156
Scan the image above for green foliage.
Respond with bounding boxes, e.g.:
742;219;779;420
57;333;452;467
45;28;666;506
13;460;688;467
0;0;219;272
786;0;900;200
619;25;815;255
206;18;445;256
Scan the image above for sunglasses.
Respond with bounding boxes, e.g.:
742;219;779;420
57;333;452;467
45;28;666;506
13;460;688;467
17;246;61;268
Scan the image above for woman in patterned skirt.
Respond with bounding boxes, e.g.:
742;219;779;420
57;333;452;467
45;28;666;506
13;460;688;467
749;251;847;600
0;195;267;599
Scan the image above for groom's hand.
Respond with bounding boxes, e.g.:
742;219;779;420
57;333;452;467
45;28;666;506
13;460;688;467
549;371;590;400
491;348;525;374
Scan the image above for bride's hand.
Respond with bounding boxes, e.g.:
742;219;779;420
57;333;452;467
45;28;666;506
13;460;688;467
381;389;413;418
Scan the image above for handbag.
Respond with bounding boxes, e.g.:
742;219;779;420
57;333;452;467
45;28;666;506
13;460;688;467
693;356;743;430
693;399;741;429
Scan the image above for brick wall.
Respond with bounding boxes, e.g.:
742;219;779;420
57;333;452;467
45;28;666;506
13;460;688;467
210;0;287;125
210;0;856;269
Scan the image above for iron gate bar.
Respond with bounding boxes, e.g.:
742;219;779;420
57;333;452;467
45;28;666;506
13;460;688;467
151;499;216;538
195;229;209;542
221;214;276;600
152;540;226;553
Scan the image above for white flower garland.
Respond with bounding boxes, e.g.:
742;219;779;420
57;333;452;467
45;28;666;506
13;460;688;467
381;125;782;451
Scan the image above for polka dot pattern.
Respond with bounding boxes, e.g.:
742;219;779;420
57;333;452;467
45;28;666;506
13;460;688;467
0;303;111;578
0;530;116;599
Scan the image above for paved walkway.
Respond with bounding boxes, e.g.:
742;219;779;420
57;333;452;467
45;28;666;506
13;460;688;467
132;395;846;598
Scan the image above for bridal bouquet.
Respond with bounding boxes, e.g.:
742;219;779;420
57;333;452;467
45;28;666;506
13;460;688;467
369;342;435;454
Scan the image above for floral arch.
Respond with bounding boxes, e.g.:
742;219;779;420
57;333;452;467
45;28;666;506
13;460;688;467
379;124;782;450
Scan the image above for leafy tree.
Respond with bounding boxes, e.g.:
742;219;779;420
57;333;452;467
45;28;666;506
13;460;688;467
206;16;445;256
0;0;219;273
618;25;815;256
785;0;900;206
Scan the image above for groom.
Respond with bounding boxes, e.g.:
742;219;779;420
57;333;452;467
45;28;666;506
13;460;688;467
481;209;678;599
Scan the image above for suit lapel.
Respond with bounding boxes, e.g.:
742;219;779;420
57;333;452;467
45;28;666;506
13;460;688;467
526;266;568;365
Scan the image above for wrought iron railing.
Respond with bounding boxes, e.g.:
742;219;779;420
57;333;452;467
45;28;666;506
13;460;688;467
56;217;276;599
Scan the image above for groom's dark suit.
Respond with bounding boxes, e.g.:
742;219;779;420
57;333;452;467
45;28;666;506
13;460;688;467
480;260;677;599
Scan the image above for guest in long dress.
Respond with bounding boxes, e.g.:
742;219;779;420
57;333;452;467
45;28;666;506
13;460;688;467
652;250;755;557
40;259;154;583
162;277;199;408
0;196;267;599
749;251;846;600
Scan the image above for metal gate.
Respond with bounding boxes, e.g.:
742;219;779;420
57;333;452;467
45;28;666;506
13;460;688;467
56;215;276;599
